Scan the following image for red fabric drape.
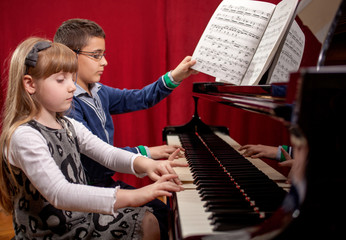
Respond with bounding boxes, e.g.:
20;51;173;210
0;0;320;188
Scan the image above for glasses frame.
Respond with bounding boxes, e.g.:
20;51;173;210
73;49;106;61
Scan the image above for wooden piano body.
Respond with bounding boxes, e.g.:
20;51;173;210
163;1;346;239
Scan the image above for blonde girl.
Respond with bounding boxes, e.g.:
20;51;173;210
0;37;185;240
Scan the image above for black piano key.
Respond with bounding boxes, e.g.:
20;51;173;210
203;199;252;208
196;183;235;191
200;192;245;201
193;175;230;180
211;212;264;231
199;189;245;197
194;179;231;185
205;203;254;212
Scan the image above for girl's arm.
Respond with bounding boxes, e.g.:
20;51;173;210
9;126;116;215
10;123;186;215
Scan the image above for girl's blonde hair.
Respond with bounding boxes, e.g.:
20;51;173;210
0;37;78;213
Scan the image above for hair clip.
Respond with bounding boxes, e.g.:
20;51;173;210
25;41;52;68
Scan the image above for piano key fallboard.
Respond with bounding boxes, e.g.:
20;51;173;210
167;130;289;239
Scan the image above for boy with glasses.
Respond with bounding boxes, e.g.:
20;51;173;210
54;18;197;240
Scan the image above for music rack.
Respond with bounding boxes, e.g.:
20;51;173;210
192;82;294;123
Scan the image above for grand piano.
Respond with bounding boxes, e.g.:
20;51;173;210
163;0;346;239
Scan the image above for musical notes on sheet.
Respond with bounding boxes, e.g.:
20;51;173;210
241;0;299;85
191;0;300;85
192;0;276;85
269;20;305;84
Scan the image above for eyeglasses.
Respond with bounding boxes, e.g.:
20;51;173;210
73;49;106;60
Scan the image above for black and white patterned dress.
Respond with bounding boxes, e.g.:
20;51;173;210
8;118;150;239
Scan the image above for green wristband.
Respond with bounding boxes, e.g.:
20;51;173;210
138;145;147;157
164;72;179;89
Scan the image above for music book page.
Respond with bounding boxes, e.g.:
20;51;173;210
268;20;305;83
191;0;300;85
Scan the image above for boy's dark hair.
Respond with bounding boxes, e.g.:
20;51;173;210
54;18;105;50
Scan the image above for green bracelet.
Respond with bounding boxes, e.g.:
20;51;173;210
163;72;179;89
138;145;148;157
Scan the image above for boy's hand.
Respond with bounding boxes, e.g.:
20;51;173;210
171;56;198;83
149;145;185;160
239;144;278;159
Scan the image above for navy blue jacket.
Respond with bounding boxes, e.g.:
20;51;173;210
67;74;177;184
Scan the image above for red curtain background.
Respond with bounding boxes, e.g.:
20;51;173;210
0;0;320;188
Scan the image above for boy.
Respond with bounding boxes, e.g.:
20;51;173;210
54;18;196;186
54;18;197;239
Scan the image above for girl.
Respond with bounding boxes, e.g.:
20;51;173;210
0;37;186;240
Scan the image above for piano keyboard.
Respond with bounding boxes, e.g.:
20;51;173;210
168;131;290;239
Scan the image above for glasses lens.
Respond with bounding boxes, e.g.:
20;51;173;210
75;50;105;60
97;53;105;60
95;54;103;60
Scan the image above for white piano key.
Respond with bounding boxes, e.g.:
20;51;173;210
167;135;182;146
176;190;214;238
173;157;195;182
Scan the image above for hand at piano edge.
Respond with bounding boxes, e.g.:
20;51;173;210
114;150;187;209
239;144;278;159
239;144;296;183
137;149;188;183
148;144;185;160
114;174;184;209
171;56;199;83
133;148;188;182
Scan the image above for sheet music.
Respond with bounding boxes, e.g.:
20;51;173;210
241;0;299;85
268;20;305;83
192;0;276;85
